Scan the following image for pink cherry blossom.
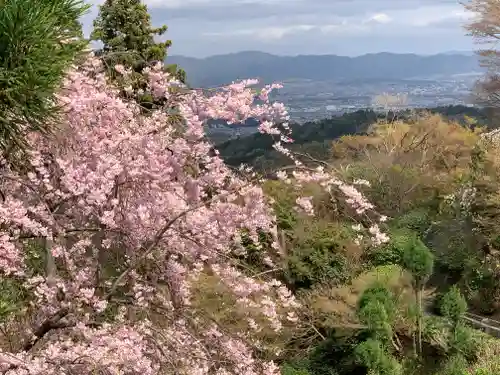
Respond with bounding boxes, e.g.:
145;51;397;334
0;54;295;375
0;48;388;375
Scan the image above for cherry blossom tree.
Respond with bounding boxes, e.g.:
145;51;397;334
0;52;387;375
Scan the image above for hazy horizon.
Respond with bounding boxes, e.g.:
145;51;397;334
167;49;476;59
82;0;477;58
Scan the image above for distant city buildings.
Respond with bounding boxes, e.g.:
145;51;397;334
205;75;478;139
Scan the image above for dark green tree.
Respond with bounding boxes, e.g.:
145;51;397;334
400;232;434;357
439;286;477;364
354;285;402;375
354;339;402;375
91;0;185;83
0;0;89;158
357;285;401;350
440;285;467;330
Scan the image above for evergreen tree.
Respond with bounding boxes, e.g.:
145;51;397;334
91;0;185;83
0;0;89;158
440;285;467;330
354;285;403;375
400;232;434;358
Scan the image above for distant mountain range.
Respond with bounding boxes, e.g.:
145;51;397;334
440;50;475;56
166;51;482;88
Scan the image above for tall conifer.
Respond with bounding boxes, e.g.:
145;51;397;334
91;0;185;83
0;0;89;156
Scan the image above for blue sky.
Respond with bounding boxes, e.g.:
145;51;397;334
82;0;477;57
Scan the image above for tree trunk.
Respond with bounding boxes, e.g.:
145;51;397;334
417;287;423;357
414;287;420;358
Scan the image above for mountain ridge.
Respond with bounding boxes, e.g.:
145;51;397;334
166;51;482;87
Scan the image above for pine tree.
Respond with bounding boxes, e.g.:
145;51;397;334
91;0;185;83
0;0;89;158
400;233;434;357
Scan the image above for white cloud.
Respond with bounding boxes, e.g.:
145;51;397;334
319;21;370;36
80;0;476;57
367;13;392;24
204;24;316;41
397;6;473;27
201;4;469;42
145;0;211;8
145;0;302;8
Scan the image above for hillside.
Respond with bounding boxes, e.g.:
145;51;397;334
166;51;482;87
213;105;492;171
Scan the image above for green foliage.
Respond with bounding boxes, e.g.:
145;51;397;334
368;227;433;273
22;239;46;274
422;314;449;347
215;110;377;169
447;324;478;361
307;335;368;375
462;267;500;315
473;369;493;375
263;180;299;230
367;228;416;267
91;0;185;84
354;338;402;375
367;244;403;267
393;209;432;237
0;278;27;320
281;361;312;375
0;0;89;155
214;106;489;174
491;234;500;250
284;220;354;290
439;286;467;325
439;355;469;375
400;232;434;286
358;285;396;323
356;285;399;346
244;111;500;374
358;303;393;343
426;105;490;128
426;211;482;274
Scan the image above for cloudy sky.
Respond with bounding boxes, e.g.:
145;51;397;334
81;0;477;58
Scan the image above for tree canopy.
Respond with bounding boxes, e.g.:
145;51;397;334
91;0;185;83
0;0;89;156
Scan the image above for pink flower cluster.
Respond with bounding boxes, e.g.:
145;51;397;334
276;166;389;246
0;55;297;375
0;49;387;375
